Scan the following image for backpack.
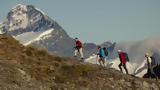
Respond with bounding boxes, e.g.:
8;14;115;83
103;47;108;56
76;40;82;49
124;53;129;62
151;56;156;66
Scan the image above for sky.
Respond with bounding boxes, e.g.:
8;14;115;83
0;0;160;44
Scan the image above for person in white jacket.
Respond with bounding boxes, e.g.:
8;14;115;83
145;53;158;79
136;53;158;79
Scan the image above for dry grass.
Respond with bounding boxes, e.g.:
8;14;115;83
0;34;159;90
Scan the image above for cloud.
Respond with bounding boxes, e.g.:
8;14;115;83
115;37;160;64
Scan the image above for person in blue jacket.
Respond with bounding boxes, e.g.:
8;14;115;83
97;46;105;66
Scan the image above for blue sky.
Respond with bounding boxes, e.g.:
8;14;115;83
0;0;160;44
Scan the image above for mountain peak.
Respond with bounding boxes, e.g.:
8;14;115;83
11;4;27;12
11;4;45;14
1;4;52;35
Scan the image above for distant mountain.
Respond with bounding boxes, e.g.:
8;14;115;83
115;38;160;63
117;38;160;76
86;37;160;77
85;55;157;78
0;4;114;58
114;38;160;76
0;4;76;57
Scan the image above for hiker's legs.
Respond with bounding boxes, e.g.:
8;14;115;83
152;72;158;79
151;67;158;79
104;58;107;66
118;63;123;72
147;68;152;78
99;57;105;66
98;58;102;66
101;57;105;67
123;63;129;74
102;58;105;64
79;48;84;59
74;49;78;57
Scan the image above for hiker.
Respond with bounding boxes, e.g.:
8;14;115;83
103;47;108;65
145;53;158;79
74;38;84;60
118;49;129;74
97;46;105;67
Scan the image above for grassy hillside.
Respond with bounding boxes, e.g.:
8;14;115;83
0;34;159;90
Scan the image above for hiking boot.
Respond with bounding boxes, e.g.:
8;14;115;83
79;58;84;62
156;77;158;81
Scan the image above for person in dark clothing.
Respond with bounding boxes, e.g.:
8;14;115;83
145;53;158;79
118;50;129;74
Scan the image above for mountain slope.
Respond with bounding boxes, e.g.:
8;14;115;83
0;34;159;89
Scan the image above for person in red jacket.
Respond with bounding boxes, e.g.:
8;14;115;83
74;38;84;60
118;49;128;74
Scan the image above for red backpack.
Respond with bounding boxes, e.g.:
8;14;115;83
76;40;82;49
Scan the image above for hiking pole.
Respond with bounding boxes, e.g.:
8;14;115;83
96;55;99;65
